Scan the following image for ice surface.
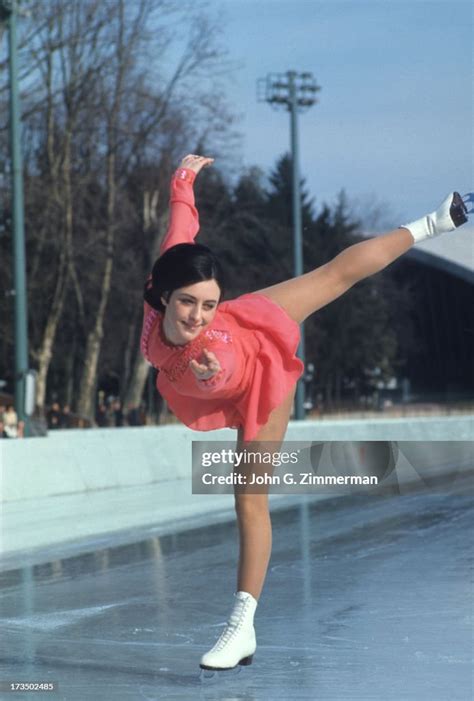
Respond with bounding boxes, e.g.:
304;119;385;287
0;473;472;700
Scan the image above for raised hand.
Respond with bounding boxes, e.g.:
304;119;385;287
179;154;214;175
189;348;221;381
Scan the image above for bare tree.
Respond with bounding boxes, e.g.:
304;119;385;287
0;0;234;417
1;0;237;419
26;1;112;408
122;188;167;412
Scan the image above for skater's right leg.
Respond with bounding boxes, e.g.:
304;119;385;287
199;385;296;671
233;384;296;598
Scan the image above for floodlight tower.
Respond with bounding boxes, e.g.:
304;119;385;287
258;71;320;420
1;0;31;432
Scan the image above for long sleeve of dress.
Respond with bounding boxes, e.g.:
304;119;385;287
159;168;199;255
194;345;236;395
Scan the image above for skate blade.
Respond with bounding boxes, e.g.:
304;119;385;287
199;654;253;681
462;192;474;215
199;665;243;682
450;192;468;227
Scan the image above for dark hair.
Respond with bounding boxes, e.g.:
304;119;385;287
143;243;226;313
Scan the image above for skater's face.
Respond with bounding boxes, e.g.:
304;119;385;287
161;279;220;345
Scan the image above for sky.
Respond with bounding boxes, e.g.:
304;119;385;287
205;0;473;229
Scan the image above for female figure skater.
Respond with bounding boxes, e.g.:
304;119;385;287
141;154;469;672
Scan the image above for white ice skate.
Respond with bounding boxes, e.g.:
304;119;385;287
402;191;470;243
199;591;257;675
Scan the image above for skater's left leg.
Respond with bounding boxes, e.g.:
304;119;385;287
253;226;414;324
253;191;469;323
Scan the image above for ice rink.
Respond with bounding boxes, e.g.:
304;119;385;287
0;470;472;701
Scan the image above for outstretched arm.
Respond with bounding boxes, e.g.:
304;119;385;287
189;348;235;394
159;154;214;255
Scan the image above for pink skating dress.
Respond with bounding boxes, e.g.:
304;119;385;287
140;168;304;441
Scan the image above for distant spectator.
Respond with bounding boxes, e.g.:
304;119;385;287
139;402;147;426
60;404;72;429
4;405;18;438
0;404;5;422
113;399;124;427
0;419;10;438
96;403;108;427
105;397;116;427
17;420;25;438
47;402;61;430
126;404;140;426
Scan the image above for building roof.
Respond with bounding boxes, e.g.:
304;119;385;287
406;223;474;283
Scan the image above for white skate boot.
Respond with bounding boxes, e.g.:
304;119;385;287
199;591;258;671
401;192;469;243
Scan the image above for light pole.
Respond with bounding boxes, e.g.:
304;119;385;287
1;0;30;432
258;71;320;420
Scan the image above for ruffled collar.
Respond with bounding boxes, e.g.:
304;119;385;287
141;306;233;375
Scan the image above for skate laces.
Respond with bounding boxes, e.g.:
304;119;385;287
212;599;251;651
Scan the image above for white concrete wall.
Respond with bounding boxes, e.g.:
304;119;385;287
1;416;472;503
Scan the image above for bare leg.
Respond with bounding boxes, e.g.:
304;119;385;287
252;227;414;324
231;230;413;595
233;385;296;600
